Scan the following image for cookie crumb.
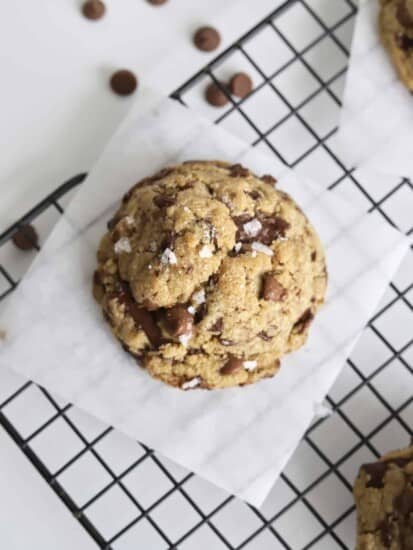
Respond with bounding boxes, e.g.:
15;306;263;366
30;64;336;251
182;377;201;390
161;248;177;265
114;237;131;254
252;242;273;256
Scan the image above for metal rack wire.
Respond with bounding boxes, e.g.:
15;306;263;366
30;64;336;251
0;1;412;548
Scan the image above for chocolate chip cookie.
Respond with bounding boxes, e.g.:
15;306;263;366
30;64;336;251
93;161;327;390
354;445;413;549
379;0;413;91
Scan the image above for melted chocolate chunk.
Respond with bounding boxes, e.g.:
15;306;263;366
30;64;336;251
311;251;317;262
258;331;272;341
234;214;290;245
259;215;290;245
396;1;413;28
394;489;413;515
362;462;388;489
247;190;260;200
112;281;162;348
194;302;207;324
293;308;314;334
107;213;122;230
397;33;413;50
153;195;176;208
164;306;194;337
229;164;249;178
220;357;243;375
378;519;392;547
261;274;287;302
209;318;223;332
161;231;176;250
129;304;163;348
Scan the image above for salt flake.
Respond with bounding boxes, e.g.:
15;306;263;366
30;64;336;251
244;360;257;371
251;242;273;257
187;306;196;315
124;216;134;226
192;289;206;305
243;219;262;238
199;245;213;258
182;377;201;390
234;242;242;253
114;237;132;254
178;333;192;347
161;248;177;265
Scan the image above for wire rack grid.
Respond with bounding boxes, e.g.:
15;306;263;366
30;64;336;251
0;0;412;548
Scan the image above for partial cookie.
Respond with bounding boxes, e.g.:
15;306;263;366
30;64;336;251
354;445;413;549
379;0;413;91
94;161;327;390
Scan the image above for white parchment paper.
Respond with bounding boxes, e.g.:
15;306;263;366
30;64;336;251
0;89;409;507
337;0;413;178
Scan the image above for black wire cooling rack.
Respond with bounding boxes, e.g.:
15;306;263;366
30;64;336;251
0;1;412;548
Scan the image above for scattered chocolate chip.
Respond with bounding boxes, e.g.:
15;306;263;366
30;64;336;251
82;0;106;20
261;274;287;302
261;174;277;185
293;308;314;334
209;318;223;332
193;26;221;52
205;82;229;107
142;299;159;311
396;0;413;27
378;520;392;547
153;194;176;208
147;0;168;5
220;357;244;375
110;70;138;96
394;489;413;514
397;33;413;50
229;72;253;98
164;306;194;337
362;462;388;489
311;251;317;262
258;331;272;342
12;224;38;250
229;164;249;178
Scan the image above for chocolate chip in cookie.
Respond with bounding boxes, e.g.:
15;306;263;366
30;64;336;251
396;0;413;27
164;306;194;337
261;274;287;302
220;357;244;375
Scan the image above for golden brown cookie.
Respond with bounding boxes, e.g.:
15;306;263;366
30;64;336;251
354;445;413;549
93;161;327;390
379;0;413;91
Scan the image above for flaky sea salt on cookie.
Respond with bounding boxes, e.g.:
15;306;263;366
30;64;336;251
93;160;327;390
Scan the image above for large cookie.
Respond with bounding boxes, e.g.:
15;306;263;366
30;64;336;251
379;0;413;90
93;161;327;390
354;445;413;549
